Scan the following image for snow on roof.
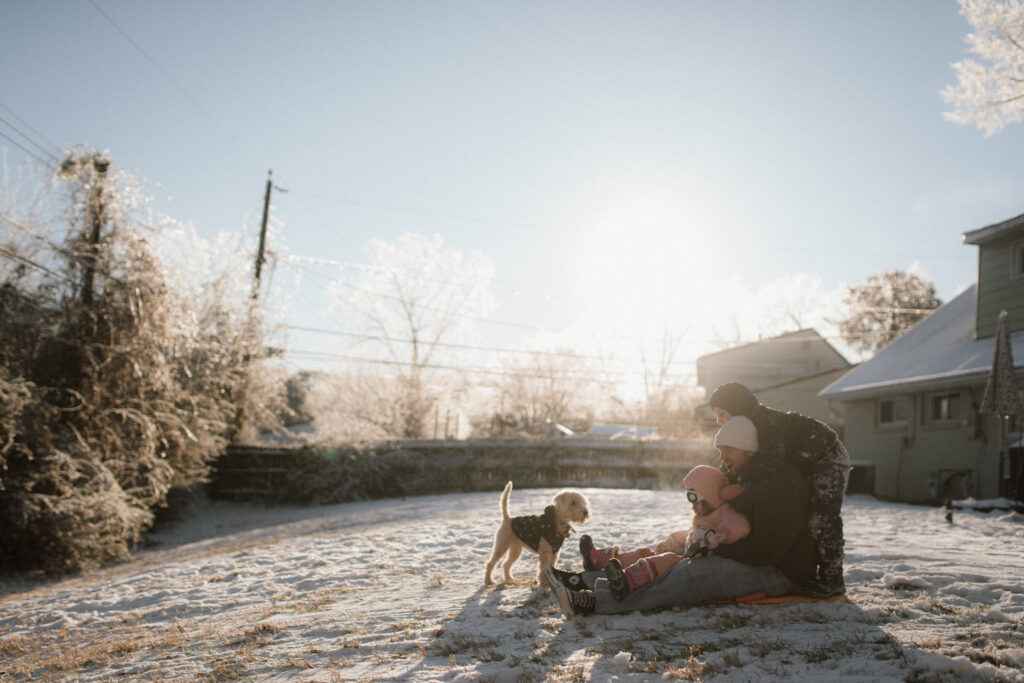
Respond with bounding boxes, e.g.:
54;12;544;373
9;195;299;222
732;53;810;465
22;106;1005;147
820;284;1024;400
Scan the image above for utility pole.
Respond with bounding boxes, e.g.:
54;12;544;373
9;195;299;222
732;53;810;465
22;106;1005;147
230;170;274;445
252;170;273;301
61;153;110;309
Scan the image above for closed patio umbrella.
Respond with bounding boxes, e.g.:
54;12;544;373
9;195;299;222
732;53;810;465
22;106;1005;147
979;310;1022;498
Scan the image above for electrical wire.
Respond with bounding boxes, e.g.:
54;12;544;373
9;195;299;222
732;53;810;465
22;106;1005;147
280;347;696;384
86;0;267;171
0;115;62;165
0;102;62;157
284;324;673;367
0;130;52;167
0;212;69;254
0;245;76;285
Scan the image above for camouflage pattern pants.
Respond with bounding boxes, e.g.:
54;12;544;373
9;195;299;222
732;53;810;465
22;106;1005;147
806;441;850;578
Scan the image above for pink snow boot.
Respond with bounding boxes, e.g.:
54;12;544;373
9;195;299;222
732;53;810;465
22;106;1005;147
605;558;655;602
580;534;618;571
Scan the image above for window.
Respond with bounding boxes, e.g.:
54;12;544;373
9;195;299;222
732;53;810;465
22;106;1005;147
930;392;960;422
1015;240;1024;279
879;397;909;426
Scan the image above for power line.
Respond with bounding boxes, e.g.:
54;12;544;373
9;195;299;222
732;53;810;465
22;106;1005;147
0;114;61;165
0;245;75;285
285;324;665;367
87;0;265;170
0;212;68;253
0;102;62;157
281;259;638;340
277;260;920;364
0;130;52;167
280;347;696;384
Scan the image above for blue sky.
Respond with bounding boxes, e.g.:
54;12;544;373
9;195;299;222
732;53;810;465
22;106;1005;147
3;1;1024;394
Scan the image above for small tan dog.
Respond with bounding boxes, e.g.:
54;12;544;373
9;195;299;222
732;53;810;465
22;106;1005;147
484;481;590;586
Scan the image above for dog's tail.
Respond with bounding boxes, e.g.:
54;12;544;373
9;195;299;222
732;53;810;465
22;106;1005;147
500;481;513;520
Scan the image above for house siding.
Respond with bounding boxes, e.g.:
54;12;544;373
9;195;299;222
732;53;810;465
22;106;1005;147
976;234;1024;338
756;367;851;431
843;388;1000;503
842;399;908;500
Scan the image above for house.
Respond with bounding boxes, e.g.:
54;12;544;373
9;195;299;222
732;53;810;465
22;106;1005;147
696;328;852;429
820;212;1024;504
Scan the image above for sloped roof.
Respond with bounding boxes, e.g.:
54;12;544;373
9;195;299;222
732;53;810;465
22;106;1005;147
755;365;858;393
697;328;850;366
962;211;1024;245
820;284;1024;400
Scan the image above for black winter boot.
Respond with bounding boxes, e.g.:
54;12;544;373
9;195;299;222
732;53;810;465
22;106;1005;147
579;534;596;571
799;567;846;599
552;583;596;618
604;558;630;602
542;565;587;591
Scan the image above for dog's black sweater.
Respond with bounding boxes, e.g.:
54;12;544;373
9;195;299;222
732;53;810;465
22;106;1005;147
511;505;570;552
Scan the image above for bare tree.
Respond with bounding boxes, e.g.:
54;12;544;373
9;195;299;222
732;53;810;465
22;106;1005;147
327;233;495;439
495;349;595;434
942;0;1024;136
833;269;942;357
640;326;686;407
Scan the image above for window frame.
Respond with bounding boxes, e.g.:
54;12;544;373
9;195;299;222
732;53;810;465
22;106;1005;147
927;391;961;424
1014;239;1024;280
878;396;910;428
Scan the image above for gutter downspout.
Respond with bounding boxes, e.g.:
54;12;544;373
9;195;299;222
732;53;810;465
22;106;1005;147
896;394;917;502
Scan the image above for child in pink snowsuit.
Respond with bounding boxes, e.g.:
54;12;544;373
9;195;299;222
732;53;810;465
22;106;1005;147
580;418;757;600
581;465;750;599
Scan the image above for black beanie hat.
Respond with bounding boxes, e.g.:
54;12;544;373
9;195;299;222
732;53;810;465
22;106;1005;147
709;382;759;417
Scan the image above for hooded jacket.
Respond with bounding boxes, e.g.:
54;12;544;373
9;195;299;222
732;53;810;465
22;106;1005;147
662;465;750;551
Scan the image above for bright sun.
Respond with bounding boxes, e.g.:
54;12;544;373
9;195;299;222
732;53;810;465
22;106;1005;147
569;181;727;329
536;180;750;398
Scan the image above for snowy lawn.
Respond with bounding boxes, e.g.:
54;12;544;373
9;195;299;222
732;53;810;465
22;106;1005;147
1;488;1023;682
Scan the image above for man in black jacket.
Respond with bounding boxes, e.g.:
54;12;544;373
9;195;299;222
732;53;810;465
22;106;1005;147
710;382;850;598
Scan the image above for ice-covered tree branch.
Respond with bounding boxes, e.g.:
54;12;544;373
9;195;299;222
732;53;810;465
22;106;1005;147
942;0;1024;136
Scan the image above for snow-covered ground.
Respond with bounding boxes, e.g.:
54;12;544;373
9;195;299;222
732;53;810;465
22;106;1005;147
1;488;1022;681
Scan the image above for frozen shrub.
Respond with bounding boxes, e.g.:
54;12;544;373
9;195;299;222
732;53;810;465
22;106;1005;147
0;448;150;573
0;150;282;574
278;446;429;505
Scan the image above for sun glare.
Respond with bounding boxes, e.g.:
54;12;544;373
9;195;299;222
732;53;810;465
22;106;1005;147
538;181;755;400
569;183;727;331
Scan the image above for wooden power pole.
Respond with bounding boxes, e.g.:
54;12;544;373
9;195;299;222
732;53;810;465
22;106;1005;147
252;170;273;301
230;170;275;445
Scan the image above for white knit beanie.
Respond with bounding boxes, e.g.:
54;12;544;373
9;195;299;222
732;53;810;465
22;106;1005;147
714;415;759;452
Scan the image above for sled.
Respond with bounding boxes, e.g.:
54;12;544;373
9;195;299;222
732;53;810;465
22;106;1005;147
703;592;847;605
